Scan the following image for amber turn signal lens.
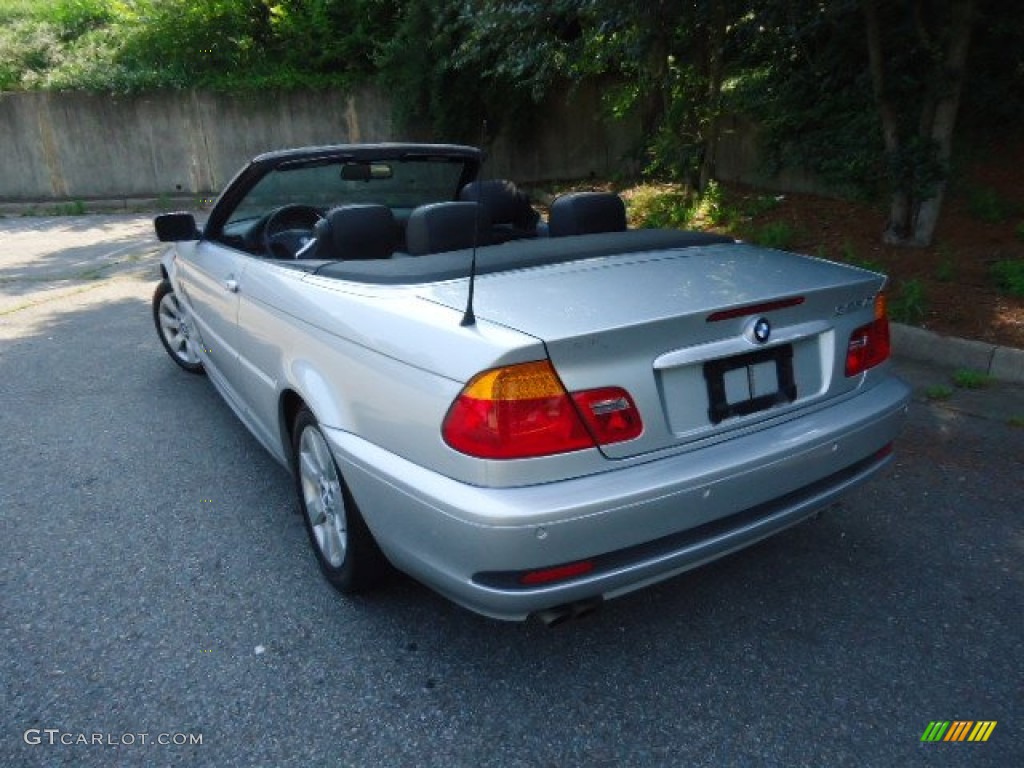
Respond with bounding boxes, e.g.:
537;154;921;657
443;361;643;459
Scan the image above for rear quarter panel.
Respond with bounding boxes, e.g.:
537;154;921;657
234;263;549;481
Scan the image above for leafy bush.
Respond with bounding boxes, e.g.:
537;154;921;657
51;0;112;40
0;0;396;92
0;0;56;22
625;185;696;230
0;19;60;90
689;181;731;227
624;181;742;231
53;199;86;215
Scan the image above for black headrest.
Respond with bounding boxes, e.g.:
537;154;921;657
312;204;397;260
406;202;491;255
460;179;539;231
548;192;627;237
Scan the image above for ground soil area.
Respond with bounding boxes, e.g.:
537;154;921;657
715;145;1024;350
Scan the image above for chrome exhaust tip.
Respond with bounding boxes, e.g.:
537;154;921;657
533;596;603;628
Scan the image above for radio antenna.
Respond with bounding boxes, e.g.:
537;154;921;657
460;120;488;327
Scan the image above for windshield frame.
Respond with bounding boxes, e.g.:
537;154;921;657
202;143;482;248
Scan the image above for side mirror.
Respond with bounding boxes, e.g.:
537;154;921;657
155;212;200;242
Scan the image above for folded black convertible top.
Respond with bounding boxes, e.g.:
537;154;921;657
311;229;735;285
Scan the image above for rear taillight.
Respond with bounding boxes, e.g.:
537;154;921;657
845;293;891;376
442;360;643;459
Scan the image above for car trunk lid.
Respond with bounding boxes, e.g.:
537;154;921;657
422;242;887;459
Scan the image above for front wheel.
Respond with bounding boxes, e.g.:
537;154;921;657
152;279;204;374
293;408;387;593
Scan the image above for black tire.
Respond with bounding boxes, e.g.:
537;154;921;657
152;279;205;374
292;407;387;593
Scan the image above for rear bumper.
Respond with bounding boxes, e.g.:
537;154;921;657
328;375;910;620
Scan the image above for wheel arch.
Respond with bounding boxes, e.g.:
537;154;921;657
276;343;364;474
278;388;307;471
277;381;356;461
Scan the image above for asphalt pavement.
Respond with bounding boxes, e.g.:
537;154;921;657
2;214;1021;767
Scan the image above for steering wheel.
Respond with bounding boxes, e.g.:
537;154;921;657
262;204;324;259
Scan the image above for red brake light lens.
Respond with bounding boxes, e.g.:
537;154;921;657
442;361;643;459
706;296;805;322
845;294;891;376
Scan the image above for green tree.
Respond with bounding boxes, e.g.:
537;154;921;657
730;1;885;195
379;0;494;141
382;0;741;188
863;0;975;246
2;0;1019;249
732;0;1019;247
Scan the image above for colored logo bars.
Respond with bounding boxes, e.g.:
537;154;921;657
921;721;997;743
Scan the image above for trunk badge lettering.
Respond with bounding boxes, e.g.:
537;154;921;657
835;295;876;316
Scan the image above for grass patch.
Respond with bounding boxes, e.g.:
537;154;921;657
75;265;108;281
935;249;957;283
925;385;953;401
967;186;1012;223
752;220;796;250
991;259;1024;297
1008;416;1024;429
52;200;86;216
835;240;883;272
889;279;927;324
952;369;993;389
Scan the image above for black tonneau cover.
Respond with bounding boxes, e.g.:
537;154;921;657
310;229;734;285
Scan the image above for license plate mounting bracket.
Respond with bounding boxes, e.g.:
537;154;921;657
704;345;797;425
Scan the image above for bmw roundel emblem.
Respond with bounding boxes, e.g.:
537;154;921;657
752;317;771;344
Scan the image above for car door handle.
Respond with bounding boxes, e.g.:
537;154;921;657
223;278;239;293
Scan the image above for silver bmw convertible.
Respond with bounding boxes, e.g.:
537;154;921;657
153;143;910;623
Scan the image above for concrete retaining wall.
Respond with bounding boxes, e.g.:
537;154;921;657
0;85;640;202
0;87;394;202
715;114;833;195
